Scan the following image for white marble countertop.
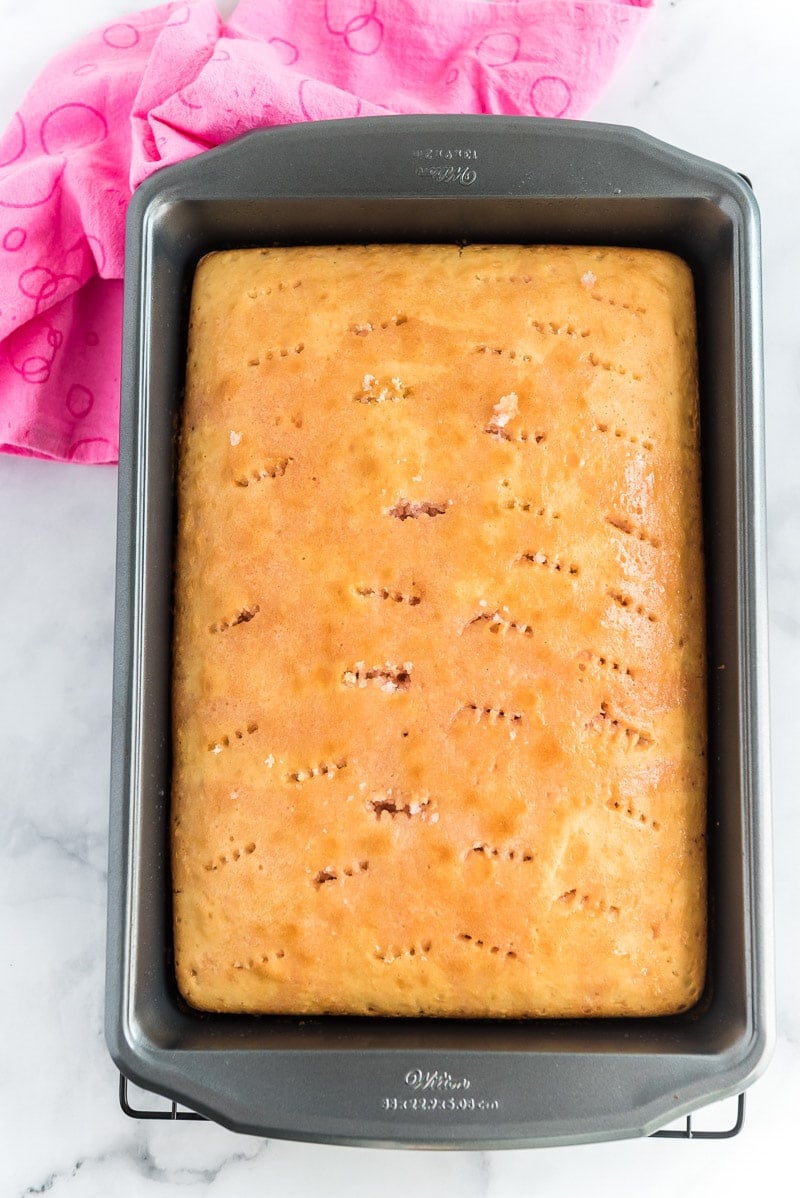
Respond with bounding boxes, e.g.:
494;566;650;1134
1;1;797;1192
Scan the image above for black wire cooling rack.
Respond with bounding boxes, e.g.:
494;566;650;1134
118;1074;745;1139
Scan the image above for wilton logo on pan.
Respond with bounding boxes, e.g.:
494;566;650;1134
404;1068;472;1092
412;148;478;187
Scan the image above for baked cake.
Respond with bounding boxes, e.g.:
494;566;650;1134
172;244;706;1017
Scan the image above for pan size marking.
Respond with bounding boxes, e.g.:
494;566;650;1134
412;148;479;160
381;1095;501;1113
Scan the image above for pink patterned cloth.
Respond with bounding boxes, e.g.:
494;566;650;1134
0;0;651;464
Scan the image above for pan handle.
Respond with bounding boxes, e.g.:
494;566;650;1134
132;114;756;207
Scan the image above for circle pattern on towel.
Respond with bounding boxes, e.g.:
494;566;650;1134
102;24;140;49
3;228;26;252
475;32;520;67
41;104;108;156
324;1;384;56
66;384;94;418
324;0;376;35
8;321;62;384
343;14;383;55
19;266;60;302
269;38;299;66
530;75;572;118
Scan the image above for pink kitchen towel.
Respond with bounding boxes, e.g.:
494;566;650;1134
0;0;652;464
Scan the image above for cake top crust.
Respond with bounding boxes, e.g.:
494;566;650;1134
172;244;706;1018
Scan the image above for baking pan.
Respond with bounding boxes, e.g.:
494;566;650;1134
106;115;773;1148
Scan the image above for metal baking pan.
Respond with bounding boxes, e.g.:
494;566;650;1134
106;115;773;1148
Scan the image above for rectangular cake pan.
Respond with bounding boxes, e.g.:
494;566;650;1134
107;115;773;1148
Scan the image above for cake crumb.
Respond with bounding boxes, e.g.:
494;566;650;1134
229;430;242;446
357;375;407;404
490;392;519;429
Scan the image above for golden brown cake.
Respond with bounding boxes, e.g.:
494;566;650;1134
172;244;706;1017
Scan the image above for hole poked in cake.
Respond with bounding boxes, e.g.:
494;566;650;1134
607;589;658;623
501;493;560;518
349;314;408;336
585;352;642;381
354;584;422;606
229;947;288;972
587;702;654;751
473;343;533;363
208;722;258;753
459;703;523;726
605;515;661;549
387;498;448;521
245;343;304;365
209;605;260;633
556;889;621;918
366;790;437;822
457;933;518;961
287;756;347;783
312;859;369;888
203;841;257;871
518;550;579;576
576;649;634;680
343;662;412;692
592;422;653;451
374;940;432;963
468;843;534;864
466;609;533;638
606;794;660;832
528;319;590;339
485;426;546;445
234;457;292;486
588;292;647;316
